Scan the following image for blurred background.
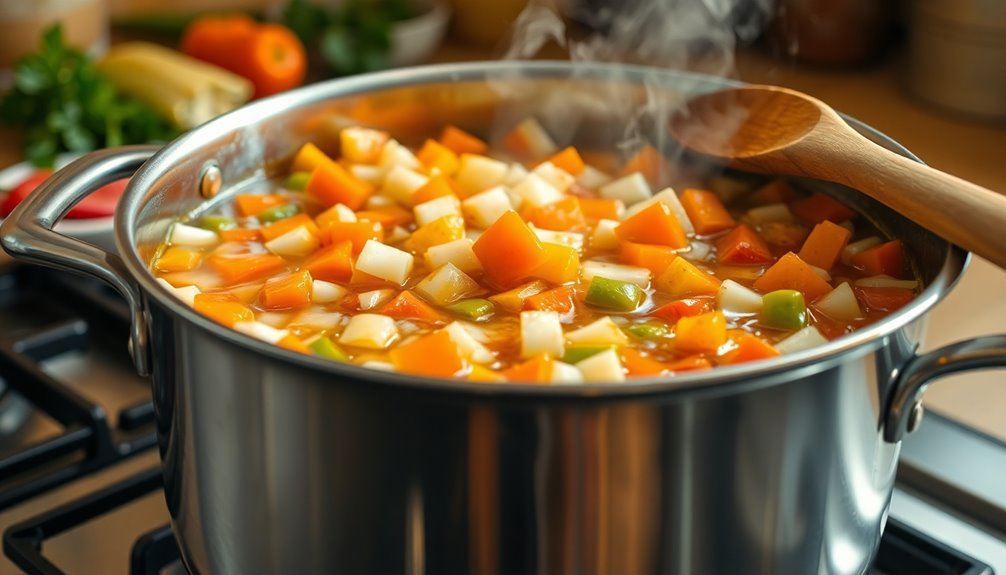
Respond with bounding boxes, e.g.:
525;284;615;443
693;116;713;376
1;0;1005;438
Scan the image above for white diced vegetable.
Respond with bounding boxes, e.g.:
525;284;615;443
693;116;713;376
156;277;200;306
575;348;625;382
520;310;564;358
581;260;651;288
718;279;763;314
814;282;863;320
532;161;575;192
264;225;319;258
623;187;694;234
424;238;482;274
683;240;714;262
746;203;794;224
551;361;584;384
502;162;529;187
414;194;462;227
379;139;420;170
462;186;511;228
386;225;411;244
339;313;399;349
361;360;395;371
565;317;629;346
290;307;344;330
455;154;508;195
415;263;481;305
842;236;883;264
349;164;386;185
358;288;395;310
365;194;396;209
381;165;429;206
443;321;494;364
531;227;585;254
838;219;855;234
854;275;919;290
330;203;357;223
169;223;218;247
577;165;612;190
512;173;563;208
774;325;829;354
256;312;292;328
599;172;652;206
590;219;620;250
355;240;414;285
507;118;558;157
233;321;289;344
809;265;832;282
341;127;388;164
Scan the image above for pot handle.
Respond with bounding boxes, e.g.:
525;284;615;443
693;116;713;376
884;335;1006;443
0;146;159;376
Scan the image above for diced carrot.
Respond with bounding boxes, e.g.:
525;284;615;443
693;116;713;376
306;162;373;210
680;188;736;235
500;353;554;383
528;196;587;231
655;257;721;298
403;214;466;254
439;125;488;155
620;241;677;275
752;252;833;302
355;204;414;229
791;192;856;223
155;246;202;273
220;228;263;242
303;240;354;282
547;146;585;175
414;176;460;207
531;243;580;285
524;285;576;315
717;223;773;264
260;269;313;310
260;213;319;242
721;331;780;364
579;151;621;174
194;293;254;327
620;144;667;185
578;197;623;220
417;139;460;175
277;334;312;354
855;286;915;313
615;202;689;249
340;127;388;164
235;194;288;217
290;142;337;173
665;355;712;373
749;180;797;205
472;211;549;288
650;297;714;323
620;348;668;377
760;221;810;249
798;220;852;270
390;329;468;377
850;240;908;279
488;280;549;313
675;310;727;354
468;364;506;382
380;290;448;323
320;221;383;253
209;253;288;285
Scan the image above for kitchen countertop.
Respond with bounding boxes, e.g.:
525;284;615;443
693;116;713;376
2;41;1005;440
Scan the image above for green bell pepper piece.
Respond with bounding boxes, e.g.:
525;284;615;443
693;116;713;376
200;214;237;231
584;276;643;312
258;203;300;223
309;336;349;362
445;298;495;321
626;321;670;339
284;171;312;191
561;346;613;364
761;289;807;330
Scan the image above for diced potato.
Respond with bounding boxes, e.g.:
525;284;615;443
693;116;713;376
842;236;883;265
774;325;828;354
290;307;344;330
156;277;200;306
531;226;586;254
746;203;794;224
455;154;508;195
355;240;414;285
623;187;695;234
340;127;388;164
379;139;420;170
551;361;584;384
316;203;357;226
257;312;292;328
386;225;411;244
718;279;763;314
233;321;290;344
512;173;563;208
683;240;714;262
349;164;386;185
502;162;529;187
565;316;629;346
170;223;218;247
381;165;429;206
312;280;348;304
414;194;462;227
505;117;559;158
264;225;319;258
599;172;652;206
577;165;612;189
532;161;575;192
444;321;494;364
462;186;512;228
424;238;482;274
339;313;399;349
365;194;396;209
575;348;625;383
415;263;482;305
581;260;651;288
814;282;863;320
358;288;396;310
590;219;620;250
854;276;919;290
520;310;564;358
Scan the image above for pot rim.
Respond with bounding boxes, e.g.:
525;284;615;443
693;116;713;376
119;60;969;399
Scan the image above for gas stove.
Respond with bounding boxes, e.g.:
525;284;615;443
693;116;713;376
0;260;1004;575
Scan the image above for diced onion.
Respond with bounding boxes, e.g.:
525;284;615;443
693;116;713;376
169;223;218;247
520;311;564;359
575;348;625;382
264;225;319;258
577;165;612;190
551;361;584;384
355;240;414;285
502;162;529;187
809;264;832;282
381;165;428;206
339;313;399;349
233;321;289;344
415;263;481;305
379;139;420;171
581;260;651;288
358;288;395;310
565;316;629;346
156;277;200;306
718;279;763;314
590;219;620;250
424;238;482;274
462;186;512;228
512;173;563;208
813;282;863;320
600;172;652;206
444;322;494;364
414;194;462;227
532;161;575;192
455;154;508;196
774;326;829;354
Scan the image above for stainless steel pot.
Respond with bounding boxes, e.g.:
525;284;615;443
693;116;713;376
3;62;1005;575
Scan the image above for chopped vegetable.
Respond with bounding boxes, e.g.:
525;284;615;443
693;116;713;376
753;252;833;302
566;317;630;346
338;313;398;349
575;348;625;382
520;310;564;358
310;336;350;361
355;240;413;285
439;125;488;155
472;211;549;288
761;290;807;330
655;257;720;298
850;240;907;279
445;298;495;321
674;311;727;354
626;321;670;340
716;223;773;265
679;188;736;235
791;192;856;223
798;220;852;270
380;290;447;323
615;202;689;249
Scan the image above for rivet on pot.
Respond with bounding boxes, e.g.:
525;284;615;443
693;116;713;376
906;401;925;434
200;163;222;198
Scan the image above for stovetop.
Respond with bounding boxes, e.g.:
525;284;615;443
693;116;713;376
0;261;1004;575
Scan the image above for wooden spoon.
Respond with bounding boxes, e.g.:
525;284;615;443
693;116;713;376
669;85;1006;269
